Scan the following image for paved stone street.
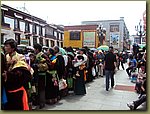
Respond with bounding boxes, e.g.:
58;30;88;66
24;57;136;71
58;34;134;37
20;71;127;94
40;64;145;110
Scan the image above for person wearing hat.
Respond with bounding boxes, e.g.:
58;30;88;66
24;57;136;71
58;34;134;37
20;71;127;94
3;39;32;110
104;46;117;91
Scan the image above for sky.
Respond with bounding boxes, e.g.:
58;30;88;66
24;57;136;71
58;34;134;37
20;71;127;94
1;1;146;35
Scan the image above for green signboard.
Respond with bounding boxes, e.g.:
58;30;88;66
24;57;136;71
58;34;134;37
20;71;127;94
83;32;95;47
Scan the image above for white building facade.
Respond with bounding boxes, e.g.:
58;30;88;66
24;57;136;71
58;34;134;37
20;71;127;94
1;4;64;48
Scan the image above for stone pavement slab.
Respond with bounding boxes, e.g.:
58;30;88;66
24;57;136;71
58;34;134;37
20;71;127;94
41;64;144;110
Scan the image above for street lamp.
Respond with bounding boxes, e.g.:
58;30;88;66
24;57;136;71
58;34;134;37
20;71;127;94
135;19;144;44
97;24;106;46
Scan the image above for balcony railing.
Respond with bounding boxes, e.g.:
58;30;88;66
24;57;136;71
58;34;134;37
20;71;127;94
45;34;56;39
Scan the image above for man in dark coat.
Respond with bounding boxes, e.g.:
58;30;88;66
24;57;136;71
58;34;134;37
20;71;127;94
104;46;117;91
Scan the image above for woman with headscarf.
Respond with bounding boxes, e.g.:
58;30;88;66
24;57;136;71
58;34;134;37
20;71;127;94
53;46;66;99
3;39;32;110
45;48;59;104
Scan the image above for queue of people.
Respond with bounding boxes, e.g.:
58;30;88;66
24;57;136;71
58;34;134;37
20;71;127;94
1;39;97;110
1;38;146;110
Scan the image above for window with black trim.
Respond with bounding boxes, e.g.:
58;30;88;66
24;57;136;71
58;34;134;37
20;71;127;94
110;25;119;32
1;34;4;44
46;40;49;47
14;18;20;30
70;31;80;40
39;26;43;36
51;40;55;47
57;32;59;39
32;24;37;34
39;37;43;46
33;36;37;45
1;10;4;23
57;41;59;47
61;33;63;40
25;21;30;32
61;42;63;47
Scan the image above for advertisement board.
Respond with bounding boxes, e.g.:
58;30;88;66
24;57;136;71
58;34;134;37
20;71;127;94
83;31;96;47
110;32;119;48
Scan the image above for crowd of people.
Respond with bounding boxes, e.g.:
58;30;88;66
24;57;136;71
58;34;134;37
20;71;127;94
1;39;146;110
126;49;146;110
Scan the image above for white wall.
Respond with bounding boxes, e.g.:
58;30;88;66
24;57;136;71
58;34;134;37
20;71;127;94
20;21;25;31
4;17;14;30
1;29;14;42
42;27;45;36
36;26;39;35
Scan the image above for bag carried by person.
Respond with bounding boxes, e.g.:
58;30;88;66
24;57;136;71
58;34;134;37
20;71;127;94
59;79;67;90
92;67;96;77
67;77;73;89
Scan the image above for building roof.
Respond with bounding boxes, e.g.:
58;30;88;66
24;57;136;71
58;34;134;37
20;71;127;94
64;25;98;31
1;4;47;24
82;19;125;24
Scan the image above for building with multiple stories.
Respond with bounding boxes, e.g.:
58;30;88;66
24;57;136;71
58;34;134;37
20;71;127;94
1;4;64;47
82;17;130;51
64;25;100;48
